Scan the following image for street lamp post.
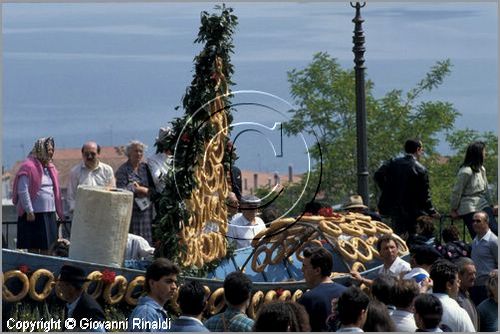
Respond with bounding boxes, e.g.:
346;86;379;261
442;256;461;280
351;2;369;206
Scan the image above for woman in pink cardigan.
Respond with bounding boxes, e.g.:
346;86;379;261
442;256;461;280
12;137;63;254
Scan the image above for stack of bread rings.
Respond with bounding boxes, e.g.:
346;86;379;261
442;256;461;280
179;57;232;269
2;268;147;307
249;212;409;274
197;285;306;320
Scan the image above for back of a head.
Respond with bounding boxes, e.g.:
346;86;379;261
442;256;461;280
404;139;422;154
363;300;396;332
223;271;253;306
462;141;485;172
392;279;420;309
371;276;395;305
412;245;441;266
414;294;443;330
416;216;435;238
145;258;180;292
303;246;333;277
442;225;460;243
337;286;370;326
430;259;458;294
178;280;206;316
253;301;310;332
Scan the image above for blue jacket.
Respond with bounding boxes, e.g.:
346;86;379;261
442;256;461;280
169;317;209;332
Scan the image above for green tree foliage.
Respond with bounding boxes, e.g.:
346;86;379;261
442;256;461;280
283;52;463;207
153;5;238;270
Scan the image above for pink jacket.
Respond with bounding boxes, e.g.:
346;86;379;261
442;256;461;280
12;157;64;219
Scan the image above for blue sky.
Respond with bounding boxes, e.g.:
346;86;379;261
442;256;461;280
2;2;498;173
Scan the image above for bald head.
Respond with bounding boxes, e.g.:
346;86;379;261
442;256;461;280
81;141;101;169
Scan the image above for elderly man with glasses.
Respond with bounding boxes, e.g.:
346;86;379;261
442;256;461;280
67;141;115;216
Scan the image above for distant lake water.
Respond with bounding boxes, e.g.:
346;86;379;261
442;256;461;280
2;2;497;174
3;57;497;174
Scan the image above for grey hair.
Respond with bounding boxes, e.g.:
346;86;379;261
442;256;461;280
125;140;148;157
456;257;475;274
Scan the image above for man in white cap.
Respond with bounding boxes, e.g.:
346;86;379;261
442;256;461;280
227;195;265;249
147;126;174;194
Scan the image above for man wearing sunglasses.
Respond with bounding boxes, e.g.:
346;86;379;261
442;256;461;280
67;141;116;215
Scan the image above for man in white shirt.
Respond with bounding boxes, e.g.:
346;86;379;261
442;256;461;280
67;141;115;214
376;235;412;278
351;234;411;286
471;211;498;305
390;279;419;331
227;195;265;249
430;259;475;332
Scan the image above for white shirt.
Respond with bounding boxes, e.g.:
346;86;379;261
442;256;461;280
378;256;411;278
125;233;155;260
227;214;266;249
391;309;417;332
67;161;115;211
432;293;475;332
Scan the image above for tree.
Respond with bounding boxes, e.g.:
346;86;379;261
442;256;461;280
284;52;460;206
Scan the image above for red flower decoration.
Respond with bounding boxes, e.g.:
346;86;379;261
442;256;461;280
101;269;116;284
181;133;190;143
318;207;333;217
18;264;29;274
275;288;284;296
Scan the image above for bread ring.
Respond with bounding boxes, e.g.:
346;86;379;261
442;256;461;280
207;287;225;315
324;213;346;224
28;269;55;302
298;215;324;222
82;271;103;299
291;289;303;302
336;239;358;261
3;270;29;302
355;220;377;235
278;290;292;301
203;285;211;299
365;236;378;246
294;237;323;262
284;237;302;260
103;275;128;305
392;233;409;255
353;212;371;222
351;261;367;273
268;233;287;265
124;275;145;306
251;245;271;273
373;220;393;234
319;220;342;237
350;237;373;262
247;290;264;319
264;290;278;304
251;228;269;248
339;223;364;237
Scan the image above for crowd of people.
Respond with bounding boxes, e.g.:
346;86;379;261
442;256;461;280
9;135;498;331
55;231;497;332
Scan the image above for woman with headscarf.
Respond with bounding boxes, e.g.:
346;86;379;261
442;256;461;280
12;137;63;254
450;141;497;238
116;140;155;243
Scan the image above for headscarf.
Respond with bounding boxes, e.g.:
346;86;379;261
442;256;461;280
30;137;55;164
